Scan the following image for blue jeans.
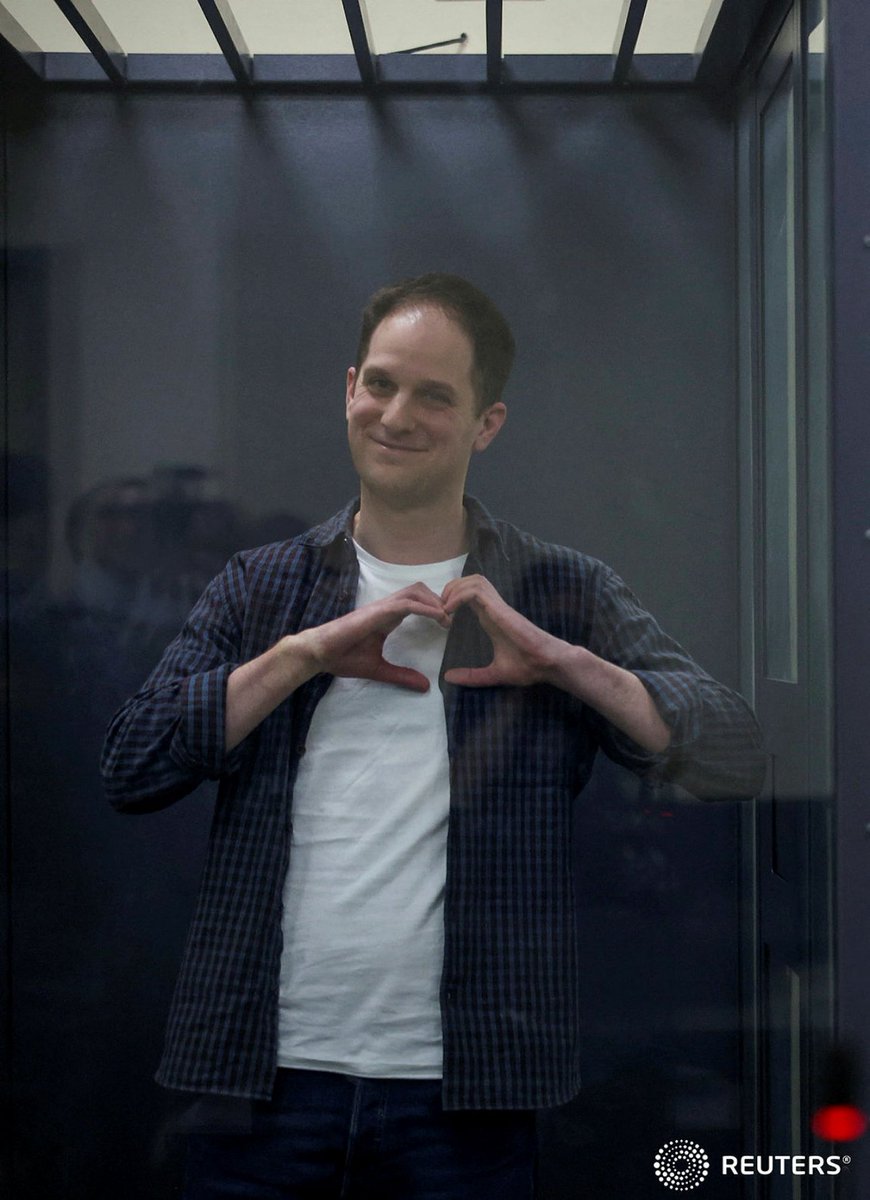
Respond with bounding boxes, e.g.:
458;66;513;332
182;1068;536;1199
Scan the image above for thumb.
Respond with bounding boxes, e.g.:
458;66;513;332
374;661;431;693
442;666;501;688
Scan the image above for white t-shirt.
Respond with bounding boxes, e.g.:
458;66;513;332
276;541;467;1077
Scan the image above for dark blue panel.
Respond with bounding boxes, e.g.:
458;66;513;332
3;86;742;1197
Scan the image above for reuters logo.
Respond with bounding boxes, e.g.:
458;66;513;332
654;1139;710;1191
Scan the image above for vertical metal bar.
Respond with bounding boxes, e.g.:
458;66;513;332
340;0;377;87
0;58;11;1198
613;0;649;85
52;0;125;84
830;0;870;1185
696;0;777;92
486;0;503;86
196;0;252;86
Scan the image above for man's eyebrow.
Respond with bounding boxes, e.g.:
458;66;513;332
416;378;457;396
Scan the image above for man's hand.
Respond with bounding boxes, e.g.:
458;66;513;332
440;575;671;753
441;575;563;688
225;583;451;751
298;582;451;693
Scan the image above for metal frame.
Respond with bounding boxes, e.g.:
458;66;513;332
51;0;124;85
0;4;43;80
28;53;699;91
340;0;377;87
197;0;252;87
734;4;863;1196
613;0;649;85
697;0;776;91
0;0;781;95
486;0;503;86
829;0;870;1186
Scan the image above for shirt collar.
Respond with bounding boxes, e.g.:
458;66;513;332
301;495;510;566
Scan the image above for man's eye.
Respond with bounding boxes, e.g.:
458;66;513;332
368;378;391;391
422;390;450;405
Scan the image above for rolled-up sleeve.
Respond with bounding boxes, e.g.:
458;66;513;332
585;564;766;801
101;554;251;813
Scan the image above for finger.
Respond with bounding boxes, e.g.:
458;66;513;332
441;576;497;616
397;581;447;607
441;589;500;634
442;666;503;688
374;662;431;692
440;583;479;616
440;575;479;602
441;573;485;594
391;599;452;630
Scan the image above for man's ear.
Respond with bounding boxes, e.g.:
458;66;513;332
472;403;507;454
345;367;357;419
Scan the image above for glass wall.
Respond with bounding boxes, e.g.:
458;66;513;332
737;2;835;1194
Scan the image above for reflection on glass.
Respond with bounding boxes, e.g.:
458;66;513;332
807;12;826;55
764;956;803;1189
805;2;832;786
761;64;798;683
806;6;828;477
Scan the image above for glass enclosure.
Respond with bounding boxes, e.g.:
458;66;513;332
2;0;855;1198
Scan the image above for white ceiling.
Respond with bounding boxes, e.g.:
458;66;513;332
3;0;726;57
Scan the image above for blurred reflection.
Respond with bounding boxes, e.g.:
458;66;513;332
67;477;153;618
8;458;310;1199
61;465;308;674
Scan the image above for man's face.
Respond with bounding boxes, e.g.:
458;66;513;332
345;304;505;513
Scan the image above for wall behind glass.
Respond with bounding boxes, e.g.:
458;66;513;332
5;88;743;1199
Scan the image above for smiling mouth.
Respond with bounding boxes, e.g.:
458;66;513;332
372;439;426;452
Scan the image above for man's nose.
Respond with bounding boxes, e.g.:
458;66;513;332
380;392;415;430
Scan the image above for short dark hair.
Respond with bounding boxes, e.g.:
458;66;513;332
355;273;515;414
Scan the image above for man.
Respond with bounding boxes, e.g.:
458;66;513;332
102;274;765;1199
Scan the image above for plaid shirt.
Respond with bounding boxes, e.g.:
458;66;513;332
102;496;764;1110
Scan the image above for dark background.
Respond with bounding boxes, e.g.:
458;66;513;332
5;84;745;1199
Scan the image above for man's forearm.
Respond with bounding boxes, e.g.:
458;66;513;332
225;633;319;752
548;643;671;754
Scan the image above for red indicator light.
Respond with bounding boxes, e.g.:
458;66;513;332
812;1105;869;1141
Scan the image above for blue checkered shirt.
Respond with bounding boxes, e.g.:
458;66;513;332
101;496;764;1109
